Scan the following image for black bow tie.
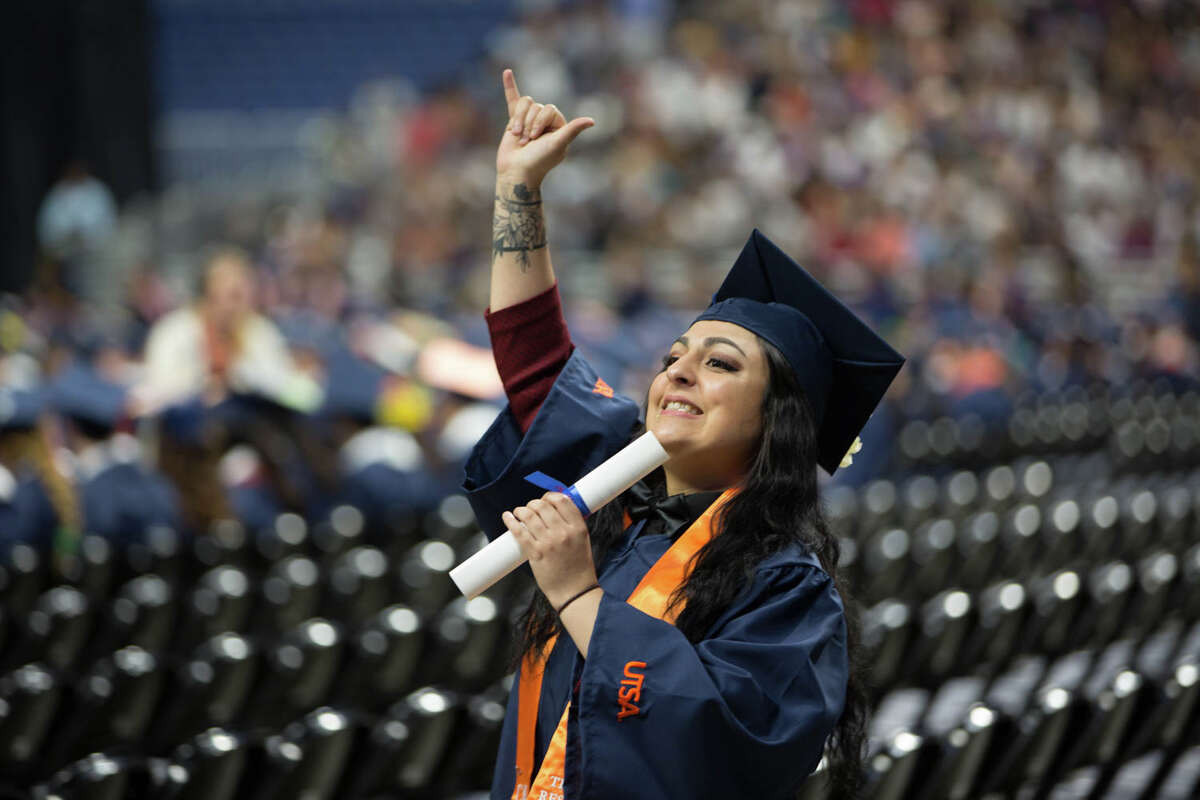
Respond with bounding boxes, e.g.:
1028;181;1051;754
627;480;714;536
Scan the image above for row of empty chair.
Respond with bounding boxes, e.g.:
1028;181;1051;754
815;386;1200;798
824;616;1200;800
835;464;1198;608
895;384;1200;471
0;497;516;796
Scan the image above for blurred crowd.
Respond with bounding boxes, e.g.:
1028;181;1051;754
7;0;1200;562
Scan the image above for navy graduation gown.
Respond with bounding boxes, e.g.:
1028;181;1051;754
463;352;848;800
0;473;60;555
81;462;181;544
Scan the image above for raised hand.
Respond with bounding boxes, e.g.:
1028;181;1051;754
496;69;594;188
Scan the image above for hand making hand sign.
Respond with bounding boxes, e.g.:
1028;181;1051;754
495;69;594;188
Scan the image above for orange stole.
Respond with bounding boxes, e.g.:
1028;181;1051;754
510;488;737;799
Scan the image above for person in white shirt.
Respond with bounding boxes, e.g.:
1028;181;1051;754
138;247;320;414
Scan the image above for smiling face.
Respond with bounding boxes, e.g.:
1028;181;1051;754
646;320;769;494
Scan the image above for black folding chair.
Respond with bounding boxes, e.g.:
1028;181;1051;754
54;645;166;765
151;631;257;747
336;686;461;797
334;603;423;710
0;662;60;766
420;594;507;692
168;727;248;800
323;546;389;629
24;585;92;672
239;707;355;800
396;539;457;620
96;573;176;657
311;505;364;564
242;618;343;731
175;565;253;654
255;554;321;636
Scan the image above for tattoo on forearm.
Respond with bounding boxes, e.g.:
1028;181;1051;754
492;183;546;271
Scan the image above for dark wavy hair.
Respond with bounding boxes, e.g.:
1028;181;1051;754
512;338;869;798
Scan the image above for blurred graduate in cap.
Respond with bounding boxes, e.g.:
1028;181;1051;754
207;388;324;535
0;387;75;560
50;364;181;548
317;348;444;538
464;72;904;799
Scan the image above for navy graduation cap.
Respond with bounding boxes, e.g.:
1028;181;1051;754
319;349;387;425
50;363;129;435
0;387;45;431
692;229;905;475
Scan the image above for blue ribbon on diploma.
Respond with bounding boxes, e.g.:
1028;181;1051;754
524;472;592;516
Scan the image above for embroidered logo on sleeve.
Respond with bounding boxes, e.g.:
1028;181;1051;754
617;661;646;720
592;377;614;398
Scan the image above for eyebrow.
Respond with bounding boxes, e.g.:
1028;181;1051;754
674;335;749;358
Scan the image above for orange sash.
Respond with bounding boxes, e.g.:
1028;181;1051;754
511;488;736;800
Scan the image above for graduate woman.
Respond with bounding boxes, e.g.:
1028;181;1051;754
465;70;904;800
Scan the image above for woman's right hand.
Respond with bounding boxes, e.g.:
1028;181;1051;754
496;69;594;188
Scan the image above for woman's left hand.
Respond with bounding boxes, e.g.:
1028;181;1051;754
503;492;597;610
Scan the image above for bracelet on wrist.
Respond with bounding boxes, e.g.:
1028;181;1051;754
555;583;601;615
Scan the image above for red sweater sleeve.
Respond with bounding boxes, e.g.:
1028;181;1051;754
485;284;573;433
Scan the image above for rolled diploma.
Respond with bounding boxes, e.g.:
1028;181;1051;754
450;431;669;599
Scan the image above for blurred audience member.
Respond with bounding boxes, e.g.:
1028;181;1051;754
139;247;321;413
36;160;118;301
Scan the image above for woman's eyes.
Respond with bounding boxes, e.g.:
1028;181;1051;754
660;354;737;371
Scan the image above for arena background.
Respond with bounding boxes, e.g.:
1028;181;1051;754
1;0;1200;797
